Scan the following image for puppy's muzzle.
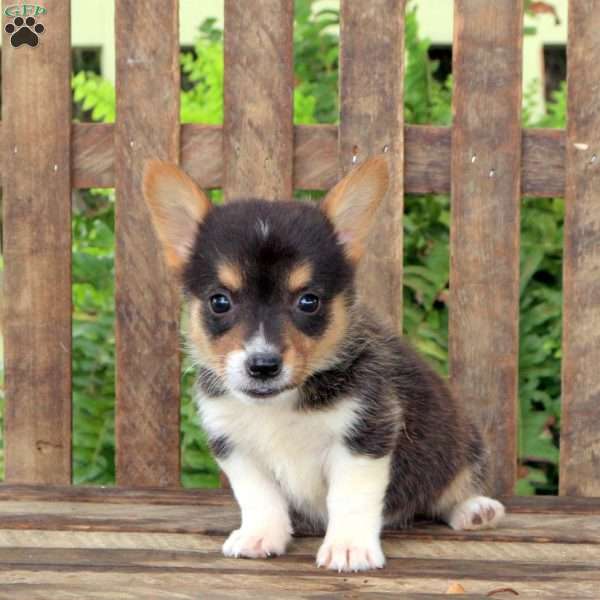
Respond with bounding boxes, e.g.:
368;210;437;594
245;352;283;380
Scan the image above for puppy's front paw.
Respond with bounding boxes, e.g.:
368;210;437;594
222;525;291;559
316;536;385;572
447;496;505;531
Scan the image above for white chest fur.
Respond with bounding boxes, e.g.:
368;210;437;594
196;391;359;520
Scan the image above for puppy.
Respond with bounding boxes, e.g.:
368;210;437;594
142;156;505;572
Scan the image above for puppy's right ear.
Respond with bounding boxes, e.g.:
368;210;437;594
142;160;212;272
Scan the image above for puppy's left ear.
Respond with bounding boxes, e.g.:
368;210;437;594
142;160;212;272
320;155;389;263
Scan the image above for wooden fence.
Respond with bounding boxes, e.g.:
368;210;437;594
0;0;598;498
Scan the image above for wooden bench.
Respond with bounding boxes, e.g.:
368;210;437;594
1;0;599;597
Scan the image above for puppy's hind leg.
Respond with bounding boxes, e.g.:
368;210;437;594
434;466;505;531
444;495;505;531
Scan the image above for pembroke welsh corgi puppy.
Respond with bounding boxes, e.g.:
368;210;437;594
142;156;504;572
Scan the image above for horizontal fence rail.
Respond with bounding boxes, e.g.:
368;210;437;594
0;123;567;197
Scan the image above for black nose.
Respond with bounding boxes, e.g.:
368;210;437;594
245;353;282;380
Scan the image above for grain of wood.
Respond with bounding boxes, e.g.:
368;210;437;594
0;565;595;599
0;485;232;506
1;545;599;583
560;0;600;497
114;0;181;486
2;485;600;514
0;572;504;600
1;529;599;566
1;123;566;196
450;0;523;496
0;586;486;600
223;0;294;201
72;123;114;188
1;0;72;484
0;500;596;598
1;499;600;544
340;0;406;329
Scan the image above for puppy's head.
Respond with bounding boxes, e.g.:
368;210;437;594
143;157;388;402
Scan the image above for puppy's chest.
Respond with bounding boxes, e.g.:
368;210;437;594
197;393;358;511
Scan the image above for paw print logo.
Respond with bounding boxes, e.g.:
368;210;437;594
5;16;45;48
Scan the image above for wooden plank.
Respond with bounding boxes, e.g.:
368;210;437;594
1;0;72;484
0;485;232;506
560;0;600;496
72;123;114;188
223;0;294;201
0;572;503;600
1;529;600;566
1;123;567;196
0;584;489;600
449;0;523;496
181;124;222;188
339;0;406;328
522;128;565;197
0;550;595;598
114;0;181;486
1;545;600;583
2;499;600;544
0;530;597;598
293;124;338;191
1;486;600;515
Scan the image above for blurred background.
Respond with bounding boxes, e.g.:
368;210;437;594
0;0;567;494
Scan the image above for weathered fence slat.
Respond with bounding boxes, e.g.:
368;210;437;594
223;0;294;201
560;0;600;496
1;1;72;484
339;0;406;329
449;0;523;496
114;0;181;486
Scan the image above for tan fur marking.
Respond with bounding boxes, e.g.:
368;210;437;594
282;295;349;384
142;160;212;272
218;262;243;292
288;262;313;293
187;298;245;375
433;466;477;517
320;155;389;264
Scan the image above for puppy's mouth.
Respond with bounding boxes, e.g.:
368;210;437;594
240;383;296;399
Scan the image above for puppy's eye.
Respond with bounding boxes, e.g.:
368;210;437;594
297;293;320;314
209;293;232;314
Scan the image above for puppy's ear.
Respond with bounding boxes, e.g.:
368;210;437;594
320;155;389;263
142;160;212;272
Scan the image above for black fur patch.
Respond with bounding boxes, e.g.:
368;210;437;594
196;367;227;398
298;307;488;527
208;435;232;459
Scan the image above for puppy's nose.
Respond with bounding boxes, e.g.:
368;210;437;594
245;353;282;380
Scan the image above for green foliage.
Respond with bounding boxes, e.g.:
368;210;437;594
3;0;561;494
294;2;339;123
71;197;116;483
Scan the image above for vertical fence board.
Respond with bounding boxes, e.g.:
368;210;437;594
560;0;600;496
1;1;72;484
223;0;294;201
115;0;180;486
450;1;523;496
339;0;406;329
